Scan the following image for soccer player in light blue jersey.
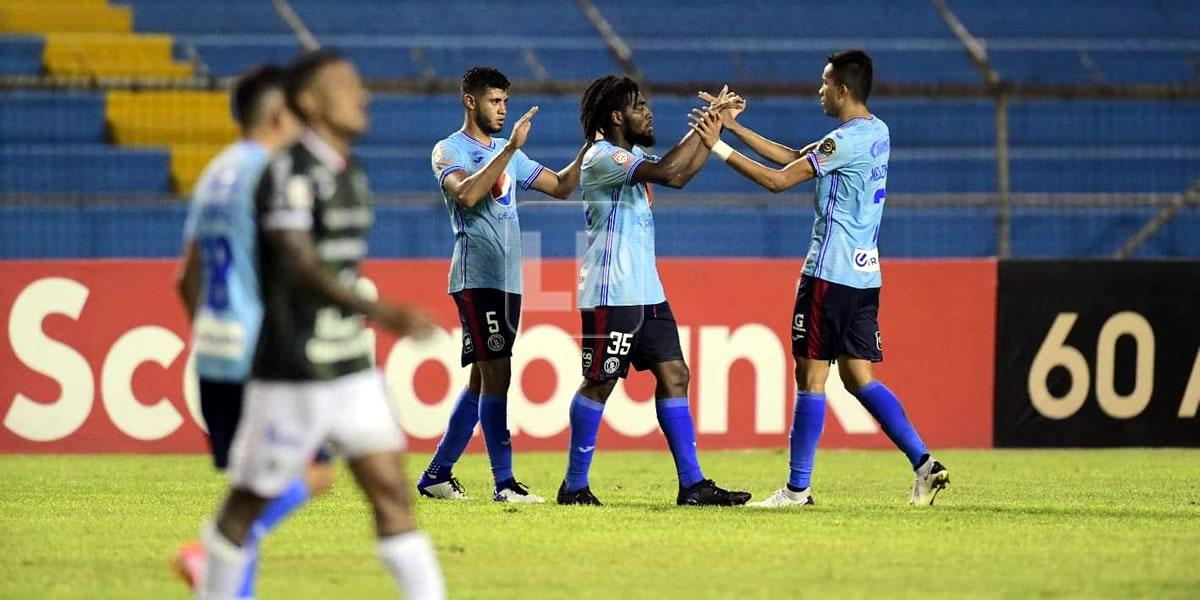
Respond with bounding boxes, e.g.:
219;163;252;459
173;65;333;597
556;75;751;507
692;50;949;508
420;67;589;503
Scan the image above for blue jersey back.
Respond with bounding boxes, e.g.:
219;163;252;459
183;141;270;381
432;130;545;295
577;141;666;308
803;115;890;289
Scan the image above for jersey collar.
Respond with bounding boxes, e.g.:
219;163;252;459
300;129;348;173
457;129;496;151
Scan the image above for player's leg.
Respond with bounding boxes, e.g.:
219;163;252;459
236;454;335;600
558;306;631;505
202;380;326;599
752;276;843;508
334;371;445;599
417;291;487;499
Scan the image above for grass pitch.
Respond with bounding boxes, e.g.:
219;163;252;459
1;449;1198;599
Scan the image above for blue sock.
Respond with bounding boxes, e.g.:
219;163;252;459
788;392;826;491
655;397;705;488
238;477;310;599
425;389;479;481
478;393;513;486
565;394;604;492
855;381;928;469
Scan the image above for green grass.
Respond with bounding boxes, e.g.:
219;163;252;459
1;450;1198;599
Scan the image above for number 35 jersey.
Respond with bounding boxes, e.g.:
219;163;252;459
252;131;375;382
183;140;271;382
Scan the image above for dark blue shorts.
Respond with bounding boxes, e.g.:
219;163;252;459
452;288;522;367
791;275;883;362
581;301;685;381
200;378;331;470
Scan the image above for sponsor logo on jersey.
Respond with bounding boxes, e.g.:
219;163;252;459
463;330;474;354
491;171;513;206
818;138;837;155
853;248;880;272
875;330;883;351
611;149;633;166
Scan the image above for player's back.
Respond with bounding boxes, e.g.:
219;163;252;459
186;140;271;382
431;131;545;295
576;140;665;308
804;115;890;289
253;133;375;381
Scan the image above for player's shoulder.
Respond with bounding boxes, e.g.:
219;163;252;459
584;140;637;169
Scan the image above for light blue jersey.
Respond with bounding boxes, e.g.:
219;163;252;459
577;141;667;308
802;115;890;289
432;130;545;295
183;140;270;382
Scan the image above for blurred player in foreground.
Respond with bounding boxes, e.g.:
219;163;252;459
557;75;752;507
196;50;445;599
419;67;588;503
173;64;334;599
690;50;949;508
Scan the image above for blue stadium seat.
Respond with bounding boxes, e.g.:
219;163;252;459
118;0;290;34
0;36;44;76
0;92;107;144
0;145;171;195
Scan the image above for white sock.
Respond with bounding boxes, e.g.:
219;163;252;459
199;521;250;600
377;530;446;600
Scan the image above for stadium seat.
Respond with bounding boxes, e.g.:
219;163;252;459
0;35;44;75
0;144;171;194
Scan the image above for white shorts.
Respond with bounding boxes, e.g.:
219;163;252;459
228;369;406;497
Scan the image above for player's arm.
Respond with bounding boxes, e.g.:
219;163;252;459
699;90;809;166
689;112;816;193
630;111;722;189
175;240;201;322
257;167;432;337
529;142;590;199
442;107;539;207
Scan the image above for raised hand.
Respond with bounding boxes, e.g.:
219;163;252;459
509;106;540;149
699;88;746;126
687;109;723;149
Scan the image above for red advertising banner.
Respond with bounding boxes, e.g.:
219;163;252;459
0;258;996;454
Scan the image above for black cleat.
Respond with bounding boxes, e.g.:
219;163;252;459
677;479;752;506
556;481;604;506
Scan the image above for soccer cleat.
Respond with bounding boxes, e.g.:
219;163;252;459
747;487;815;508
676;479;752;506
556;481;604;506
417;474;470;500
171;540;204;590
910;458;950;506
493;479;545;503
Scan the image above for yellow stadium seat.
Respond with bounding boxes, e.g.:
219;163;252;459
44;33;192;79
107;90;238;147
0;2;131;34
170;144;227;195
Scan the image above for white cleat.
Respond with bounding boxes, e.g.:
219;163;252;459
418;477;471;500
746;487;815;508
493;480;545;504
910;458;950;506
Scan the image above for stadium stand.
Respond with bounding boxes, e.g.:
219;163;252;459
0;0;1196;258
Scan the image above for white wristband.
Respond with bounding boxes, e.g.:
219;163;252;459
712;140;734;162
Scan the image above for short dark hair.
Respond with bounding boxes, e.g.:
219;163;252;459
284;49;348;122
231;64;285;129
579;75;640;141
827;49;873;102
461;66;510;96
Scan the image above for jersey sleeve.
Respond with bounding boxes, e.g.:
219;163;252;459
432;141;469;188
256;154;314;231
585;144;643;188
511;149;547;191
806;131;858;177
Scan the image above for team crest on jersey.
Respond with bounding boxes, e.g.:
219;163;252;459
610;149;633;166
603;357;620;375
487;333;506;352
491;171;513;206
818;138;837;155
